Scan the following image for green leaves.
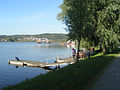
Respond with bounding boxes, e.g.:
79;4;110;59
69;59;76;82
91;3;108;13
96;0;120;51
58;0;120;53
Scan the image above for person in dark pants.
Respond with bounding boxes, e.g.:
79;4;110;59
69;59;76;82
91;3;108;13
88;49;91;59
72;48;76;60
15;56;20;61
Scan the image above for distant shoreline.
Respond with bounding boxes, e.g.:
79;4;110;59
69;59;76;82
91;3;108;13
0;33;67;43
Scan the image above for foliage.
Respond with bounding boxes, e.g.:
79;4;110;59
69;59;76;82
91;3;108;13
58;0;120;53
58;0;91;41
58;0;92;64
94;0;120;53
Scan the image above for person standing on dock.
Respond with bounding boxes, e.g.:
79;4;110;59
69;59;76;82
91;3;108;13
15;56;20;61
72;48;76;60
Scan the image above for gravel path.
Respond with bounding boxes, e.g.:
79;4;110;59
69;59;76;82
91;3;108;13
91;55;120;90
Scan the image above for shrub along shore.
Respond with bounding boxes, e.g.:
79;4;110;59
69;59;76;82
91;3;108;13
3;51;120;90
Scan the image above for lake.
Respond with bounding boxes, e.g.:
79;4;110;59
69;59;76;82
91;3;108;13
0;42;74;88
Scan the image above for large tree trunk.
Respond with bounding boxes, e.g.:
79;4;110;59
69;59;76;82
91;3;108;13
102;44;107;54
76;39;80;68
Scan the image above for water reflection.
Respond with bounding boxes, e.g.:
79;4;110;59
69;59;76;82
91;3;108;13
12;63;69;71
0;42;69;49
15;66;18;68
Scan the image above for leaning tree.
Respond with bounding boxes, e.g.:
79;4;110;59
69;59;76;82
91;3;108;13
58;0;92;65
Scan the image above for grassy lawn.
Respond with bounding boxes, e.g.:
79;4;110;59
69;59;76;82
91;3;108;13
3;52;120;90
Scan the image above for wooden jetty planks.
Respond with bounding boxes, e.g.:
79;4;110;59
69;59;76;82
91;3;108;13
9;58;75;68
9;60;47;67
56;57;74;63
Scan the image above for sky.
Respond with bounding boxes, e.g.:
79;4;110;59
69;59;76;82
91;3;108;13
0;0;66;35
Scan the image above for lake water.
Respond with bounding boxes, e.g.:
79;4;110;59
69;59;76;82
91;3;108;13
0;42;73;88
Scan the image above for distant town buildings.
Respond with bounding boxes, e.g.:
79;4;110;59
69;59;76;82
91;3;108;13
0;36;51;43
36;38;51;43
67;40;75;45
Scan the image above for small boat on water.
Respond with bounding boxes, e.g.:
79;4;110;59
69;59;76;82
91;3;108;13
36;40;51;44
46;40;51;43
60;44;65;45
37;41;41;43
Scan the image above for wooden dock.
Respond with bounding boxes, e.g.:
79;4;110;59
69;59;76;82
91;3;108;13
8;58;75;70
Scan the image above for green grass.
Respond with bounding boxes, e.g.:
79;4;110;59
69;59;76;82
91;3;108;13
3;52;120;90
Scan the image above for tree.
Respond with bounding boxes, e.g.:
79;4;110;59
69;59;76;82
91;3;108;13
79;0;120;53
58;0;91;65
94;0;120;53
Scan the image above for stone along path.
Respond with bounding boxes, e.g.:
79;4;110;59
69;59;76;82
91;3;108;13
91;55;120;90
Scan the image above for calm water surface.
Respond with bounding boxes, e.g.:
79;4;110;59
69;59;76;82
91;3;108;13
0;42;73;88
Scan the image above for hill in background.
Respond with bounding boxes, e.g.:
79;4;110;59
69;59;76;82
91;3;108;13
0;33;68;43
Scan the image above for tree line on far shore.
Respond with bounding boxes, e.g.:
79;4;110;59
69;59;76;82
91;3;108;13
0;34;67;43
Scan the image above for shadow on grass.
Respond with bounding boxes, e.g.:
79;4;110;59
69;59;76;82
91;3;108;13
107;48;120;54
3;53;119;90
